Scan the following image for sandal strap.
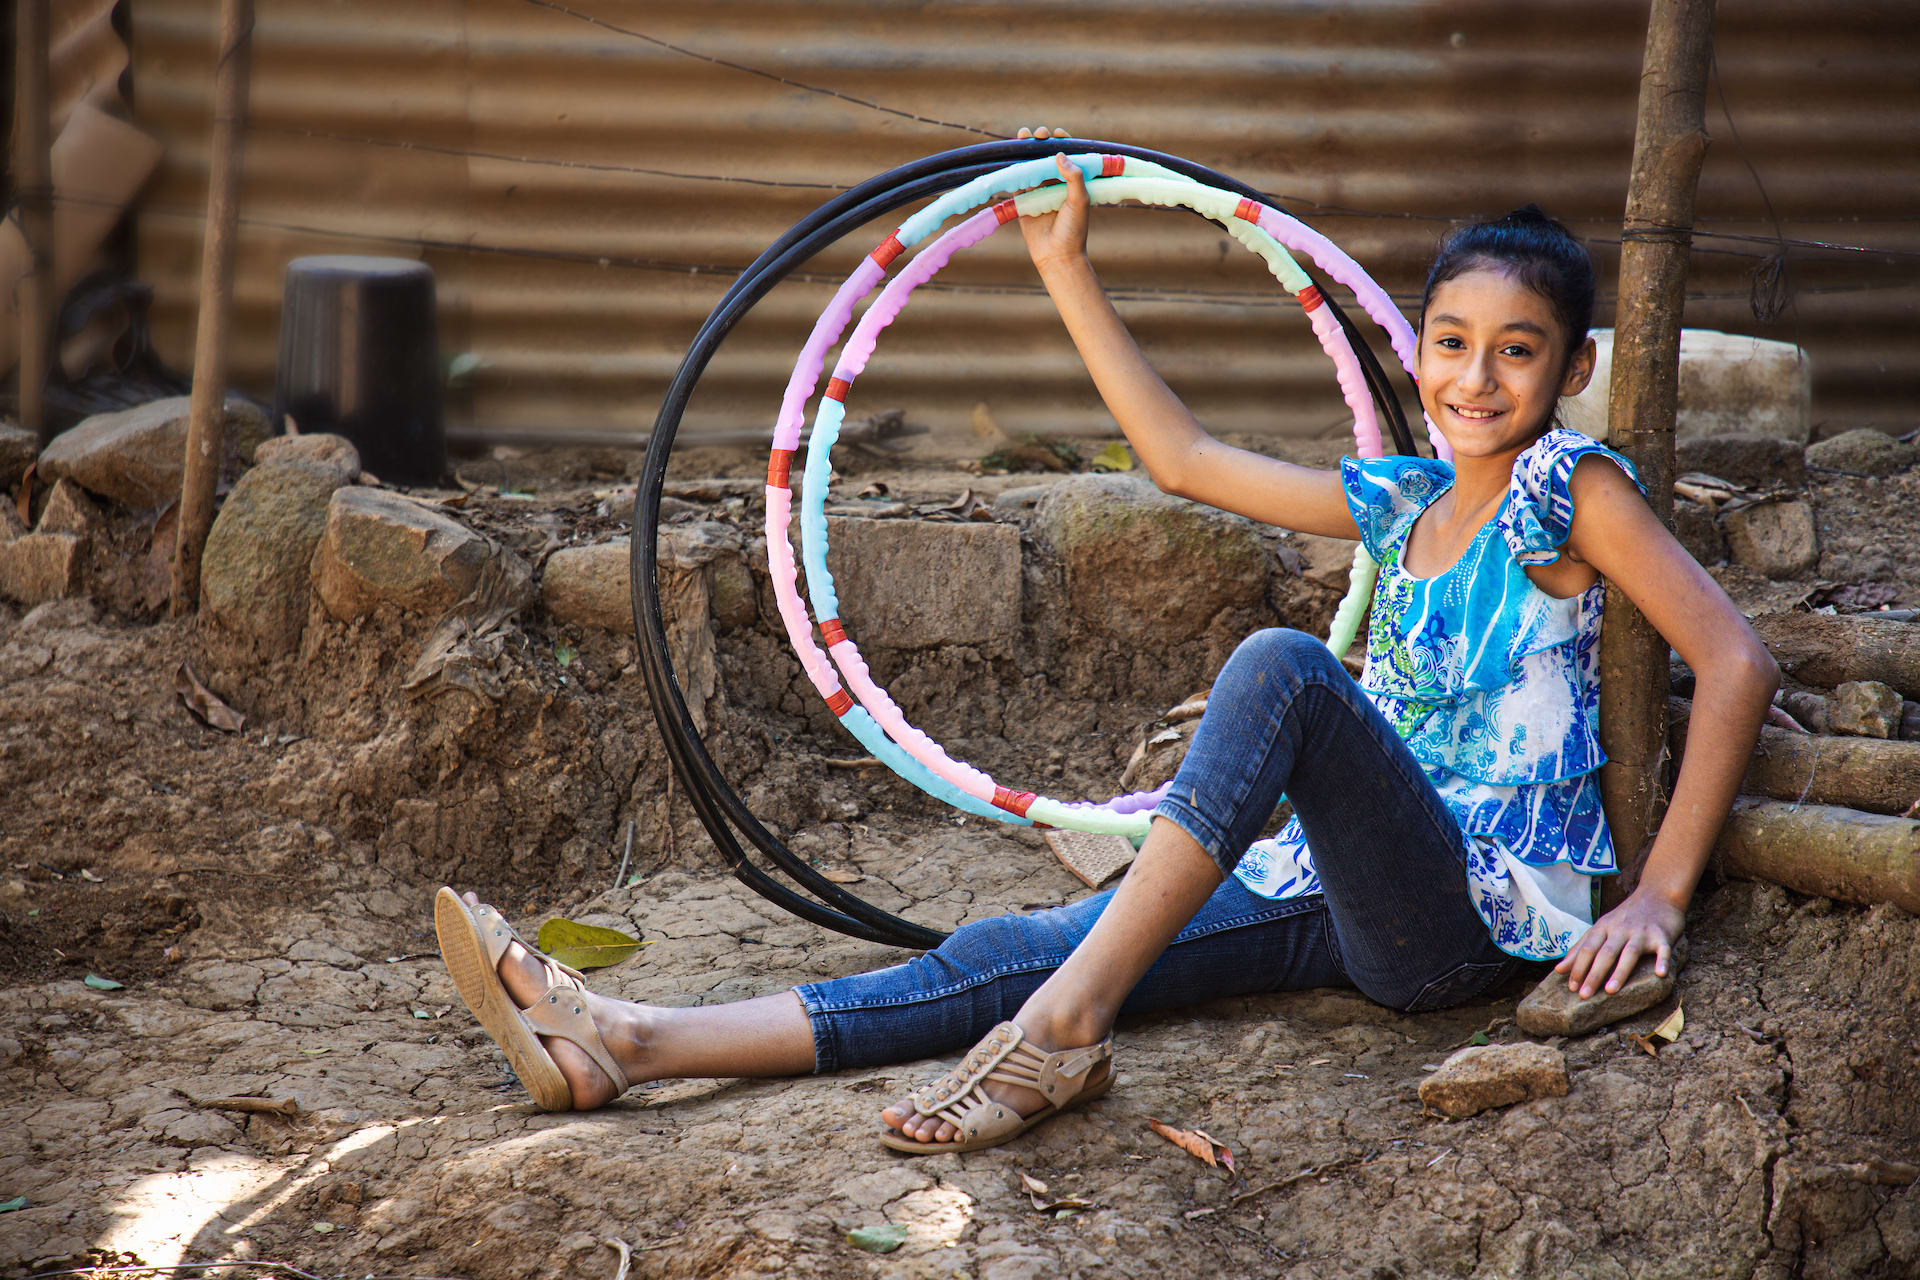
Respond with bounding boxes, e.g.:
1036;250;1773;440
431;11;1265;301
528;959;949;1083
471;902;588;985
907;1022;1112;1141
520;980;632;1095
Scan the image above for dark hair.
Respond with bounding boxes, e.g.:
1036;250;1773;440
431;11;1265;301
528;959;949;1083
1418;204;1596;365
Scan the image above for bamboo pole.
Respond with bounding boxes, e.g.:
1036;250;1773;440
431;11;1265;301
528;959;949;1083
170;0;255;617
1598;0;1717;899
13;0;55;447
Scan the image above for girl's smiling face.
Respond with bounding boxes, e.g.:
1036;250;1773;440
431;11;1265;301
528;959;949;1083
1417;264;1597;461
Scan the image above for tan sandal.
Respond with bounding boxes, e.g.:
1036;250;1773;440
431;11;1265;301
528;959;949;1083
433;886;630;1111
880;1021;1113;1155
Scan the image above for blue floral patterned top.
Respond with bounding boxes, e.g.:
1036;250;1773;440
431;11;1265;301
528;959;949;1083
1233;428;1644;960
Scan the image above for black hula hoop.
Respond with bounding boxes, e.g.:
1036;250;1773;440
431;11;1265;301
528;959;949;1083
631;138;1422;950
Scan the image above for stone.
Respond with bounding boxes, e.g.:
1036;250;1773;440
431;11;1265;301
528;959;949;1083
0;496;26;543
1033;473;1268;646
1561;329;1811;444
1830;680;1903;739
1675;433;1805;490
34;478;104;538
0;532;82;604
1806;428;1919;478
1515;935;1689;1037
1672;501;1727;567
311;487;530;621
0;422;38;488
1288;532;1361;592
37;394;271;509
541;524;739;634
1722;500;1817;579
823;516;1022;652
1418;1042;1570;1118
254;432;361;481
202;461;353;654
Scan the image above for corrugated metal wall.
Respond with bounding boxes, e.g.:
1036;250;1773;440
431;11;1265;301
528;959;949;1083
128;1;1919;447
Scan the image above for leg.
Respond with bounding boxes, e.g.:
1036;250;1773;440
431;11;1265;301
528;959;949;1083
1153;627;1518;1010
890;626;1511;1144
452;890;817;1109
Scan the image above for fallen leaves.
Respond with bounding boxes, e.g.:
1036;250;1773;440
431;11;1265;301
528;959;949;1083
174;662;245;732
197;1096;300;1118
1147;1119;1236;1174
1628;1002;1686;1057
82;973;123;991
1018;1171;1096;1217
0;1197;27;1213
1091;441;1135;472
846;1223;908;1254
535;917;650;970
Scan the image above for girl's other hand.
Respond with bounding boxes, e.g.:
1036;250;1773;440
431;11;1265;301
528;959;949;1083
1014;127;1090;274
1553;887;1685;1000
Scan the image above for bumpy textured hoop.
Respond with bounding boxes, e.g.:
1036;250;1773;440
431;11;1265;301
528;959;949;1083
766;155;1423;835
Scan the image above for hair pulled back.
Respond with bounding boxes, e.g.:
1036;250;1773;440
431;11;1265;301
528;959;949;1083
1419;204;1596;365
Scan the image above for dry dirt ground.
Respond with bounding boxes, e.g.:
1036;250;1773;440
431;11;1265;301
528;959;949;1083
2;436;1918;1280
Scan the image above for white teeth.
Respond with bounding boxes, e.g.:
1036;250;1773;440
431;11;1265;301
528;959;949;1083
1451;406;1499;419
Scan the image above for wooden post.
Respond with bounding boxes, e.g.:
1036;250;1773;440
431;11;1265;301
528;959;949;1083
13;0;55;447
1598;0;1717;900
170;0;255;617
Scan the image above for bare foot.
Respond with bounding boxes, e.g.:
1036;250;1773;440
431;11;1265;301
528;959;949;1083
880;1006;1112;1146
463;892;653;1109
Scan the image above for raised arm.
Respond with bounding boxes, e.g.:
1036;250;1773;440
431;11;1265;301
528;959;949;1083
1555;454;1780;996
1018;151;1358;540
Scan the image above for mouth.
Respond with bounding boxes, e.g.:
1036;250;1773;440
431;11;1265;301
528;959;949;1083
1446;404;1505;422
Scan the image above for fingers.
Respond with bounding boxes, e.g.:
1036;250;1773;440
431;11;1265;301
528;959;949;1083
1603;938;1646;995
1016;126;1070;141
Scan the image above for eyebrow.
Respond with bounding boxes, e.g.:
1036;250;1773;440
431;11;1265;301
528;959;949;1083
1428;313;1552;340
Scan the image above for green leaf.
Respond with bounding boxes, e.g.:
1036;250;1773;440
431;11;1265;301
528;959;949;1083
0;1197;27;1213
83;973;124;991
847;1224;908;1254
1091;441;1135;472
444;352;487;387
555;644;577;668
311;1221;337;1234
1468;1031;1490;1047
412;1009;432;1020
536;918;649;971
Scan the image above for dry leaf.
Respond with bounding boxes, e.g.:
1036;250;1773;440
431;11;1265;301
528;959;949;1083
1650;1003;1685;1043
535;918;649;970
197;1096;300;1117
971;402;1011;446
1148;1119;1236;1173
820;868;865;884
174;662;246;733
1018;1171;1095;1214
1627;1033;1661;1058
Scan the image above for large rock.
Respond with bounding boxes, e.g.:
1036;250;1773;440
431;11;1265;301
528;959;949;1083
1033;474;1268;646
1516;936;1688;1037
37;395;271;509
34;479;104;539
202;461;353;654
0;423;37;489
1675;433;1805;489
1561;329;1811;444
822;516;1022;652
1806;428;1919;478
1671;501;1727;567
254;432;361;482
312;487;530;621
541;526;732;729
541;524;738;634
1722;500;1817;579
1418;1042;1569;1119
1830;680;1903;739
0;532;82;605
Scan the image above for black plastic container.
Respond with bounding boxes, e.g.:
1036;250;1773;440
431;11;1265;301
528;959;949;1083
273;255;445;486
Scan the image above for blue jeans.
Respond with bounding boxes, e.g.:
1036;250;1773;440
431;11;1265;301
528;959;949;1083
794;628;1523;1073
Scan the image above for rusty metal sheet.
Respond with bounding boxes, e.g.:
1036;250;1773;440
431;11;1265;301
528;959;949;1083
129;1;1920;448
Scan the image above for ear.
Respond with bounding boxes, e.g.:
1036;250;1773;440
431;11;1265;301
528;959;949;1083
1560;336;1598;397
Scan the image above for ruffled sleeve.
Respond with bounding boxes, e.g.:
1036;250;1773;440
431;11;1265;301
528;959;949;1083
1497;429;1645;567
1340;453;1456;561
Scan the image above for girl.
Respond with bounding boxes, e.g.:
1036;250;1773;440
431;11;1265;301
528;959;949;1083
433;141;1779;1154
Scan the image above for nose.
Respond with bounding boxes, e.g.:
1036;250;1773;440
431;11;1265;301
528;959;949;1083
1461;346;1499;395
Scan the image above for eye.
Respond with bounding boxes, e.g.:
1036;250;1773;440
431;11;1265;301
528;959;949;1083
1501;343;1533;358
1434;336;1464;350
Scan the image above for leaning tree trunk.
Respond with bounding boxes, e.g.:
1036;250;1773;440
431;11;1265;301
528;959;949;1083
1599;0;1718;900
